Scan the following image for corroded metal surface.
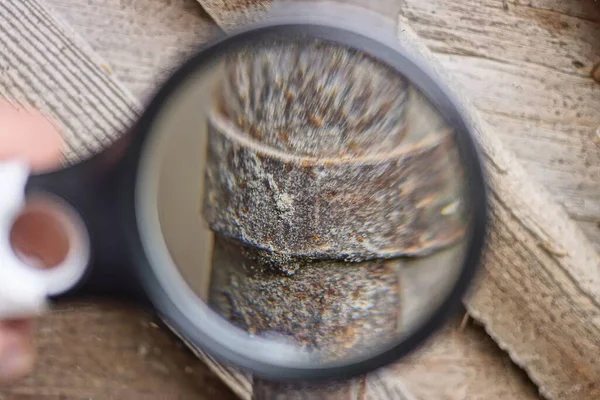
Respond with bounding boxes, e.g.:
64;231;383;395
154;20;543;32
204;39;466;356
219;40;410;158
204;39;466;259
209;237;401;356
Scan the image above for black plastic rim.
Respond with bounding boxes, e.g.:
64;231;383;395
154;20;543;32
119;22;488;381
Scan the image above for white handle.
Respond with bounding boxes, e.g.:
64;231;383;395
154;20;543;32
0;160;90;319
0;159;48;319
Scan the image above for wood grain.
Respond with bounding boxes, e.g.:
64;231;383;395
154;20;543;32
387;318;540;400
393;2;600;397
1;302;236;399
198;0;271;31
395;12;600;399
238;316;542;400
1;0;595;398
401;0;600;251
45;0;219;100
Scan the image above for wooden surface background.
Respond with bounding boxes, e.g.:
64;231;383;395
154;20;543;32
403;0;600;250
0;0;597;398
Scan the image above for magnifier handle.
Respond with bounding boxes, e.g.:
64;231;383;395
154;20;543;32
0;160;49;319
23;141;148;304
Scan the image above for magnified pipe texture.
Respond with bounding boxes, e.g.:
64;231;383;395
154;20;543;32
203;38;468;360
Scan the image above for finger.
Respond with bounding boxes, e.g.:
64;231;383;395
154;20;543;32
0;320;34;385
0;103;63;171
0;104;67;267
0;103;62;385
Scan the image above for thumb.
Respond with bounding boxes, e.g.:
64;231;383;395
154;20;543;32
0;319;34;385
0;103;63;172
0;103;63;385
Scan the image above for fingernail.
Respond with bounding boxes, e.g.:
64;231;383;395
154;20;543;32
0;344;34;385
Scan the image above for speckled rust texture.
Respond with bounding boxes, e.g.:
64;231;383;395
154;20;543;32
204;39;466;259
209;237;401;357
219;40;410;158
204;39;466;355
205;114;464;259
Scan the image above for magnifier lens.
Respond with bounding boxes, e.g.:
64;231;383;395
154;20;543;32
137;33;472;371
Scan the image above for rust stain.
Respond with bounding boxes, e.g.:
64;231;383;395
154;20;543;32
591;63;600;84
277;130;289;143
300;160;314;169
307;114;324;128
358;374;368;400
534;12;570;33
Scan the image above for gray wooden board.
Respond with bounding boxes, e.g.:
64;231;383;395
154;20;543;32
0;0;596;398
400;0;600;252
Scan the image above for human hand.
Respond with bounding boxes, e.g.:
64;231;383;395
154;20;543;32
0;103;62;385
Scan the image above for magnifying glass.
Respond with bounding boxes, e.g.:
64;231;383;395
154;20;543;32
1;8;486;382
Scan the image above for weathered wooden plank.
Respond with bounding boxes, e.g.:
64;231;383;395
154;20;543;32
396;4;600;395
387;318;540;400
400;0;600;250
0;302;236;399
45;0;219;100
395;10;600;400
520;0;600;22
